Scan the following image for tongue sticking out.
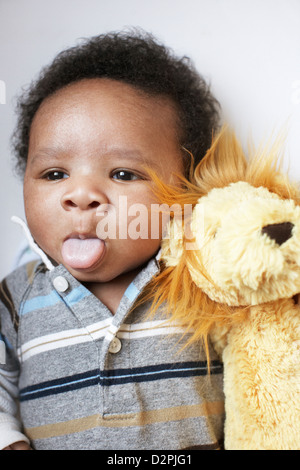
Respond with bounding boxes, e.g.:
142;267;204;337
62;238;105;269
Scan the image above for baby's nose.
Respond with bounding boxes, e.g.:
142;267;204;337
261;222;294;246
61;181;107;211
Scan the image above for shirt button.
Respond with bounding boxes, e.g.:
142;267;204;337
53;276;69;292
109;337;122;354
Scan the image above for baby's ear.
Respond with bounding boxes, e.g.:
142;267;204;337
161;218;184;267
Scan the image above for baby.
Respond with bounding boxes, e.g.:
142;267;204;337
0;31;224;450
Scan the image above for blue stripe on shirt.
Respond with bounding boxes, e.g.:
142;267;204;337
19;361;223;401
21;291;61;315
124;283;140;302
20;285;91;315
64;285;91;306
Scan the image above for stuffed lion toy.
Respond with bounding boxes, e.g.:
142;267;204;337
148;128;300;450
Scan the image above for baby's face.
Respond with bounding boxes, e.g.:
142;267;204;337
24;78;183;283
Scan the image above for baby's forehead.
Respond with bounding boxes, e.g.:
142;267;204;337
33;78;178;123
27;79;183;171
30;79;180;149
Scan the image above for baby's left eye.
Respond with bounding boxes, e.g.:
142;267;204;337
112;170;140;181
45;171;69;181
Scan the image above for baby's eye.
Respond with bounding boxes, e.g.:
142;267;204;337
45;171;69;181
111;170;140;181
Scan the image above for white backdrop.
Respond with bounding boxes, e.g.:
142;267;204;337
0;0;300;279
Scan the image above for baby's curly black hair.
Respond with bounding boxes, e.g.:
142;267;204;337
12;30;220;178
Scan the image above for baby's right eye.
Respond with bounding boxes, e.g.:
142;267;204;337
44;171;69;181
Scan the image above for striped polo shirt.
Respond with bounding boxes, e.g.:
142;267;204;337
0;258;224;450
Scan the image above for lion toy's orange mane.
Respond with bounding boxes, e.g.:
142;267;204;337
145;128;300;348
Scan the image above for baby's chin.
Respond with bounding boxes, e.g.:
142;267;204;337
59;263;108;282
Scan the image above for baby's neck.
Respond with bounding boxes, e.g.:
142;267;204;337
84;267;141;315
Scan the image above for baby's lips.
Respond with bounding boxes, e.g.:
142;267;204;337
61;237;105;269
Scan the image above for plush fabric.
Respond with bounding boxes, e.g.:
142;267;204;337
149;128;300;450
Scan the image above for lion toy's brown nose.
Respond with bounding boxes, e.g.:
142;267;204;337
261;222;294;246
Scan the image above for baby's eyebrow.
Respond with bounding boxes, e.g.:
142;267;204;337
28;147;65;165
101;149;160;168
28;146;160;169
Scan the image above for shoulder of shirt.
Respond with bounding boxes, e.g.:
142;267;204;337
0;262;42;331
4;260;46;284
0;261;47;310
